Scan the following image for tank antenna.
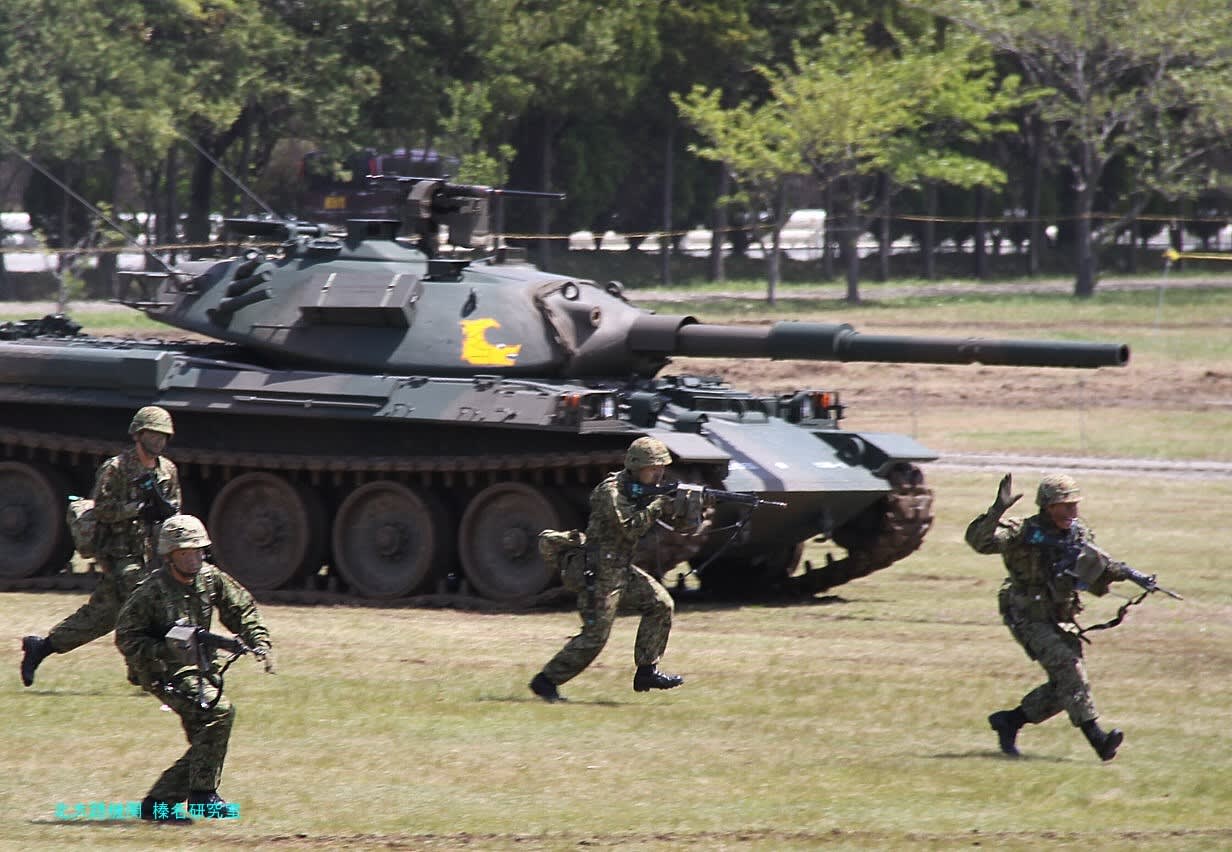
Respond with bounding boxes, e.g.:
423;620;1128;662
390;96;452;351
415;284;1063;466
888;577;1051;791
0;136;179;276
176;131;279;219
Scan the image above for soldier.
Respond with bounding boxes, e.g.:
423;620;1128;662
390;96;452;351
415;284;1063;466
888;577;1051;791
966;473;1136;761
115;514;275;823
529;436;691;702
20;405;180;687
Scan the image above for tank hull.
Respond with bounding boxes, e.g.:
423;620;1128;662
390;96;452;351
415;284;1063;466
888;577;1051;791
0;336;935;601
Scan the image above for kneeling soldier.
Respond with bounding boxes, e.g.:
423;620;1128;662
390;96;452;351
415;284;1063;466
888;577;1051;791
115;514;275;822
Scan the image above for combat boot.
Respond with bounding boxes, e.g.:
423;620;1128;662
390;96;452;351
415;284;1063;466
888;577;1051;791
139;796;193;824
1081;720;1124;761
20;635;52;687
988;708;1027;757
529;672;566;703
633;664;683;692
188;790;230;819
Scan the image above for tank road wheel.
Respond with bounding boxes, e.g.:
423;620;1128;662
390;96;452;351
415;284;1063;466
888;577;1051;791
0;462;73;578
790;463;935;596
332;482;452;599
207;472;326;590
458;482;576;602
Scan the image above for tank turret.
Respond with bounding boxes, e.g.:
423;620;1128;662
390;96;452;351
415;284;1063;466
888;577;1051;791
0;182;1129;605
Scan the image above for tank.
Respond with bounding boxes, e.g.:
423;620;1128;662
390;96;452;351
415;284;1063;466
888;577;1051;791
0;180;1129;604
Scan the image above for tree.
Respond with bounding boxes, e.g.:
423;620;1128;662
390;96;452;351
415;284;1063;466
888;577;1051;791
925;0;1232;296
681;13;1023;302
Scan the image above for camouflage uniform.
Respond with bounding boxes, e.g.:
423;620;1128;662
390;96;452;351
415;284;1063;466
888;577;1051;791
967;505;1133;726
541;469;676;685
967;473;1138;767
115;560;270;802
45;448;180;654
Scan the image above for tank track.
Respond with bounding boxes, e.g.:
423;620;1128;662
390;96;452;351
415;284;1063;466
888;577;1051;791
788;463;935;596
0;424;623;608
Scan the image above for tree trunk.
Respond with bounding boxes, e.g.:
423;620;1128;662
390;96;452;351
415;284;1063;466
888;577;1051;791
186;148;217;260
162;145;180;266
537;129;554;269
844;186;861;303
1073;143;1098;297
1027;116;1043;276
99;147;121;299
923;182;937;280
766;185;785;305
821;183;834;280
660;121;674;286
877;174;890;281
973;185;988;279
709;164;729;282
1073;187;1098;297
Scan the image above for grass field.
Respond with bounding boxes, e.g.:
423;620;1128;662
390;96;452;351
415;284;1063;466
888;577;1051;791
3;469;1230;850
2;282;1229;848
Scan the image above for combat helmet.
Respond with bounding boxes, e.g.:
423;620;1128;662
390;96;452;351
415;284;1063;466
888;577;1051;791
1036;473;1082;507
129;405;175;437
625;436;672;471
158;514;212;555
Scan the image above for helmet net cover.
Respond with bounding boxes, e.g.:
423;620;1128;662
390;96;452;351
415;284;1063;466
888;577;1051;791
158;514;211;555
1036;473;1082;507
625;436;672;471
129;405;175;436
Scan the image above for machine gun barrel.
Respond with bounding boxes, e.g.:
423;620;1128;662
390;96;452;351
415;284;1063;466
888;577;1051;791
368;174;565;201
629;318;1129;369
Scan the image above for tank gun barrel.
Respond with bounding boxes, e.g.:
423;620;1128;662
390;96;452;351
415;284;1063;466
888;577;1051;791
629;318;1129;368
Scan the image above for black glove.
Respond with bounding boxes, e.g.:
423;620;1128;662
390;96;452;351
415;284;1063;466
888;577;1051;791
1124;566;1158;592
992;473;1023;515
136;474;178;522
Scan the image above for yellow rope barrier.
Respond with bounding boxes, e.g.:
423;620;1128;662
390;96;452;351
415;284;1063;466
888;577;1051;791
1163;248;1232;263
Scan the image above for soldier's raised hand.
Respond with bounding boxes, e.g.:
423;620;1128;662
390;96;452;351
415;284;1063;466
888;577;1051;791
993;473;1022;514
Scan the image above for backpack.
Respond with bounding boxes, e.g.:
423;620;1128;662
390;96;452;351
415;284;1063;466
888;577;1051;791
66;496;99;559
538;529;587;593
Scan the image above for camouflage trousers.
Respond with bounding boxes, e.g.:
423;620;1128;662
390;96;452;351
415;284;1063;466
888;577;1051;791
1004;619;1098;727
47;555;146;654
144;674;235;799
542;564;674;685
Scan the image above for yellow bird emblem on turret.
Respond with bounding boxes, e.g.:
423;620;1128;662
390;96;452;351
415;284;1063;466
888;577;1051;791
459;318;522;367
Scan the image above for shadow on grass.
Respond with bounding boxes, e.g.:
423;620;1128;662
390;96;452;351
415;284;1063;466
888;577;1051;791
476;693;626;707
929;750;1071;764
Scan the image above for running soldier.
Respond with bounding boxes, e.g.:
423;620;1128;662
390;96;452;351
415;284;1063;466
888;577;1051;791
115;514;274;822
529;436;692;702
966;473;1136;761
20;405;180;687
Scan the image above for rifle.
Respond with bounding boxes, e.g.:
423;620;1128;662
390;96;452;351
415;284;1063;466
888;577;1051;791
1063;541;1183;600
628;479;788;510
165;619;251;709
